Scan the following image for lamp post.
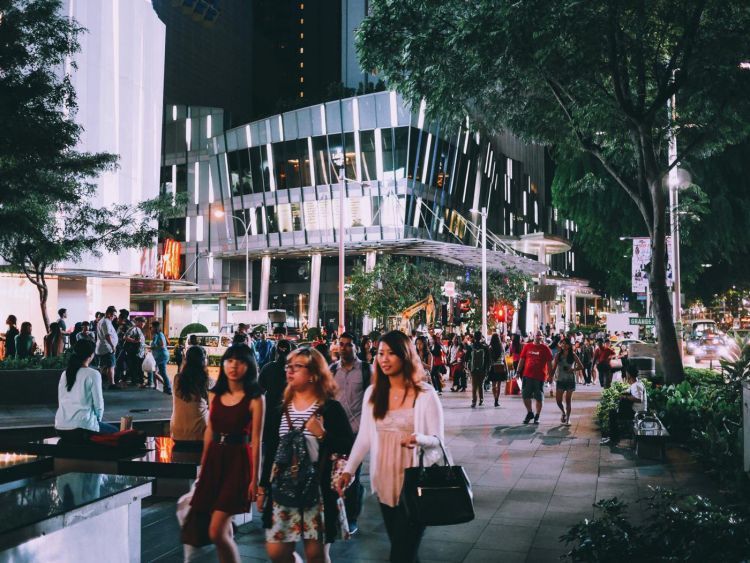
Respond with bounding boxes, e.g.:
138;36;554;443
214;209;252;312
668;93;683;350
331;148;346;336
471;206;489;338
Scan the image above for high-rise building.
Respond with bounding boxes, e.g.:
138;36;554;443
152;0;253;125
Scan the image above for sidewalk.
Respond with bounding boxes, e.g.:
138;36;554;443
144;384;717;562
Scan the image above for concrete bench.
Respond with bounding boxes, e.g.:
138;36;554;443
633;412;670;460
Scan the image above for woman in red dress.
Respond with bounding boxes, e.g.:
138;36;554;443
191;344;264;563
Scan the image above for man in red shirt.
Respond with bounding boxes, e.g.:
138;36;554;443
593;339;616;388
516;331;553;424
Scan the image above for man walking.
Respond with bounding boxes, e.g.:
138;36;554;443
330;332;371;534
254;330;274;368
468;331;490;408
516;331;553;424
593;339;616;389
114;309;133;386
95;306;118;389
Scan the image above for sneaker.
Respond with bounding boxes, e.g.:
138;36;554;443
471;402;476;408
438;391;443;396
348;522;359;535
494;400;499;407
600;437;611;445
479;399;483;406
523;412;534;424
533;414;540;424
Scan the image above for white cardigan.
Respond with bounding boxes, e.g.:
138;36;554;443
344;382;450;496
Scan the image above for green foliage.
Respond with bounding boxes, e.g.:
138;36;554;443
594;382;629;435
346;255;530;327
0;353;70;371
180;324;209;339
562;488;750;562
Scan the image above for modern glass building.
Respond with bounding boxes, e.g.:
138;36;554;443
140;91;596;334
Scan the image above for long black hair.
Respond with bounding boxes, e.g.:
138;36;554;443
65;339;96;392
212;344;262;398
490;333;504;360
176;345;209;402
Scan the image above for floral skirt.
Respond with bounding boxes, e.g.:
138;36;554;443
265;499;325;544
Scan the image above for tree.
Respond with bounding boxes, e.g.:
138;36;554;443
347;255;530;329
358;0;750;382
0;0;179;330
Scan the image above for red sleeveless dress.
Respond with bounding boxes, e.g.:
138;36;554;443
191;393;253;514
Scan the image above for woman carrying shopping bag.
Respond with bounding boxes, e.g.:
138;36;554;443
337;330;447;563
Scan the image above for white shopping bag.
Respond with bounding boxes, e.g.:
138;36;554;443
176;481;213;562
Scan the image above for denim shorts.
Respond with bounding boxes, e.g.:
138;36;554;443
521;377;544;401
97;352;115;368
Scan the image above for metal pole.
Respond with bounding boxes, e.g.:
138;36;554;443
338;164;346;336
245;231;250;312
481;206;488;338
668;93;682;353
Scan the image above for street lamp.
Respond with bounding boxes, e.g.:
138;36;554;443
470;206;488;338
331;148;346;336
214;208;252;312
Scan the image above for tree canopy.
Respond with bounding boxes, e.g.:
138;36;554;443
358;0;750;382
346;254;530;327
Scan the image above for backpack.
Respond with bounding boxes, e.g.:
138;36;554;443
468;346;487;374
270;406;321;509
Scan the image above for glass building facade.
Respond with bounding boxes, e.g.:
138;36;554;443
154;92;584;332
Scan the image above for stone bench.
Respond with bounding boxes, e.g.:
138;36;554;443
633;412;670;460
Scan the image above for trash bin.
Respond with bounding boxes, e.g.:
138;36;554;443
629;357;656;382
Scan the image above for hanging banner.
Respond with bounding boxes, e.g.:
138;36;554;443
158;239;182;280
631;237;673;292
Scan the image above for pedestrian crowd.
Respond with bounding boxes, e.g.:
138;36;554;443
2;304;647;562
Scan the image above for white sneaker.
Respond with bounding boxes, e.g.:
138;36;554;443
600;437;611;445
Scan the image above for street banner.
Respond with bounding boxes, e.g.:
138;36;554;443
631;237;673;292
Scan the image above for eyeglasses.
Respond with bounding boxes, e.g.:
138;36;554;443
285;363;308;372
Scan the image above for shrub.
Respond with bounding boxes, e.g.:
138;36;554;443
180;323;208;338
594;382;629;435
0;353;70;371
562;488;750;562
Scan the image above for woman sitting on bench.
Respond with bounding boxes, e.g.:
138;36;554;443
600;364;647;445
55;339;119;442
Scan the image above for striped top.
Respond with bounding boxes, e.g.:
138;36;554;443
278;401;320;462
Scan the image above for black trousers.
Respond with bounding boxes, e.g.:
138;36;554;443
608;398;634;443
429;366;443;392
379;503;425;563
126;353;143;385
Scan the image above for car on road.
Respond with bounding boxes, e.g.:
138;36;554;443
685;319;719;355
185;333;233;357
693;334;732;363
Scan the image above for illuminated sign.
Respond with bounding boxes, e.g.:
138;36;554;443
158;239;182;280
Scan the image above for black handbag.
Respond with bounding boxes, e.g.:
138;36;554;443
399;439;474;526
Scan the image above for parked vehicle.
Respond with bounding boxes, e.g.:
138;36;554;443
184;333;233;357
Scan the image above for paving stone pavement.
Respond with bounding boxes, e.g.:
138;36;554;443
144;384;717;562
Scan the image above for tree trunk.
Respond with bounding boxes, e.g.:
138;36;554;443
649;183;684;384
37;281;50;334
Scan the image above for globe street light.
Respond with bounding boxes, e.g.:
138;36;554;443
214;208;252;312
330;148;346;336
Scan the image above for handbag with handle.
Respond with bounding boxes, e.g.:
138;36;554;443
399;439;474;526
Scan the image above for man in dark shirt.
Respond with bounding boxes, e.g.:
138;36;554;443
258;338;292;432
5;315;19;359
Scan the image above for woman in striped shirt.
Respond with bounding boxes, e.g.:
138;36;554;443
260;347;353;563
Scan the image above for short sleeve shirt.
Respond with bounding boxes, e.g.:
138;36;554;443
95;318;118;355
630;381;647;412
519;343;553;381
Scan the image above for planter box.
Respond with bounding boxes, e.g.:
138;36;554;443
0;369;62;405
